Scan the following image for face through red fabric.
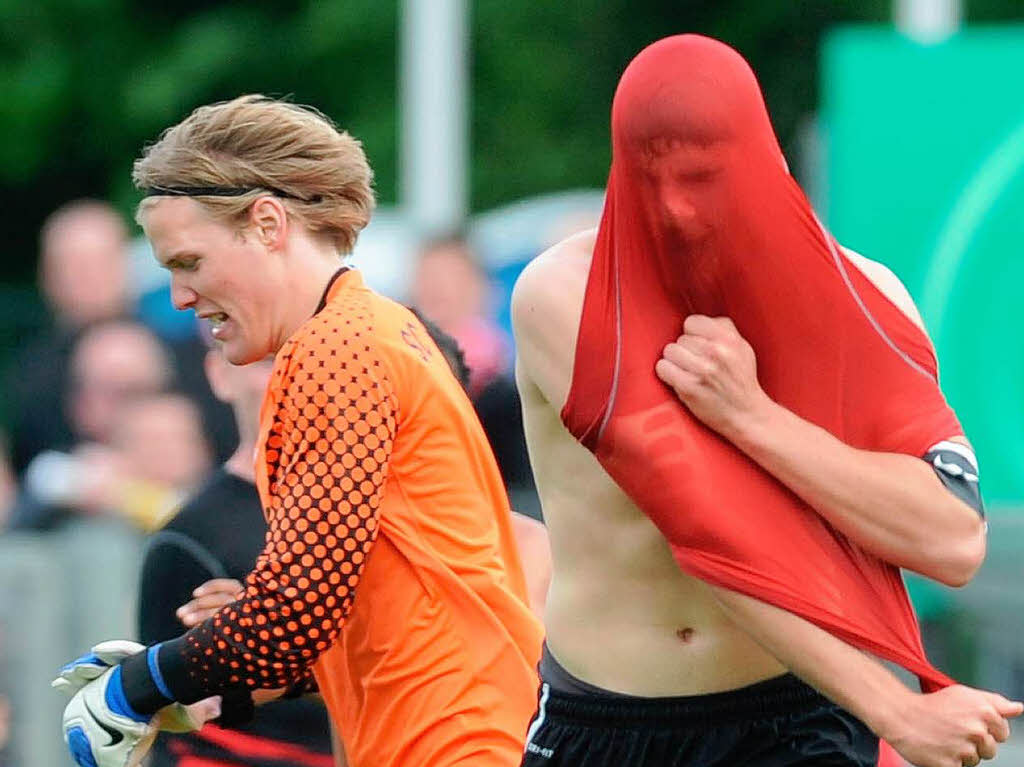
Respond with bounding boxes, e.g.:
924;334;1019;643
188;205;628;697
561;34;960;691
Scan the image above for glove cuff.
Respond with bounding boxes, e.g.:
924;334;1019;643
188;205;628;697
121;647;174;716
105;666;151;723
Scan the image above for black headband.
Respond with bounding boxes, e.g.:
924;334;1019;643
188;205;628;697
140;185;319;202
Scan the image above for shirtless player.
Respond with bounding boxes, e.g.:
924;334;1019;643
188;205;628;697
511;35;1020;767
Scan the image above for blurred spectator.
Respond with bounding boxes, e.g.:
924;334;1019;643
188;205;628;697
474;375;537;515
2;200;132;475
166;336;238;464
112;393;210;489
9;320;176;531
410;234;510;396
69;320;174;444
39;201;131;328
108;393;212;530
410;236;538;514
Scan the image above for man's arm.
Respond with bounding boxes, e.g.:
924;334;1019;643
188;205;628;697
709;586;1021;767
114;334;397;715
655;314;985;586
510;511;551;617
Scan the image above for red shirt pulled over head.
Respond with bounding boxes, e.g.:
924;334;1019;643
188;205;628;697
563;34;959;692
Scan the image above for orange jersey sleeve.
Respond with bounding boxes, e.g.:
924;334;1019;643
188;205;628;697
157;300;398;698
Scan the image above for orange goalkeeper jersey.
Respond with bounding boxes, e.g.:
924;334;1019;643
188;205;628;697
180;269;542;767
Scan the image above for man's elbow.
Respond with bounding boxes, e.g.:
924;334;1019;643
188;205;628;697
927;516;986;588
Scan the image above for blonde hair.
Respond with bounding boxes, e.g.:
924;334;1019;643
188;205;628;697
133;95;375;254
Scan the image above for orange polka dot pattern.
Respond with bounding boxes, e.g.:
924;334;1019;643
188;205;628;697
182;293;398;691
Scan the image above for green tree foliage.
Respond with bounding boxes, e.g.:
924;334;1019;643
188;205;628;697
0;0;1018;283
0;0;398;283
470;0;892;208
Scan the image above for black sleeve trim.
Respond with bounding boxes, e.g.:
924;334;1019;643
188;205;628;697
121;648;174;715
923;440;984;519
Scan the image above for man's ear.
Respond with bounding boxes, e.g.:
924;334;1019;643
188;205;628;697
248;196;289;250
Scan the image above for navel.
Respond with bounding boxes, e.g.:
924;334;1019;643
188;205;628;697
676;627;695;643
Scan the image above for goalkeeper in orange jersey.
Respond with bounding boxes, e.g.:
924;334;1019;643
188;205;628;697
54;94;543;767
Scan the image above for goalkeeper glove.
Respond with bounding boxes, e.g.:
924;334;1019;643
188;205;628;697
54;640;215;733
53;640;145;697
60;665;155;767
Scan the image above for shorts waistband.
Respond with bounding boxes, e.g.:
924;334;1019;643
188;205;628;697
536;672;830;728
539;642;638;699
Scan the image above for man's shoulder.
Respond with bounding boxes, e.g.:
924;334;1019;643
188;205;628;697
275;289;389;376
511;230;594;405
841;247;927;334
270;288;416;417
164;470;253;532
511;228;595;336
519;227;596;282
292;282;414;355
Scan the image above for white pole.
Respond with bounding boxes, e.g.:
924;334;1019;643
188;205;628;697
400;0;469;238
895;0;962;43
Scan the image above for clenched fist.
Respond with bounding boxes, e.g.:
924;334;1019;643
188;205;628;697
655;315;771;440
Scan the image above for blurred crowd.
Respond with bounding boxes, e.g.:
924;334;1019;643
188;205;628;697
1;201;221;535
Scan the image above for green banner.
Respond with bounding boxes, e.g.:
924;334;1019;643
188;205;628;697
824;25;1024;508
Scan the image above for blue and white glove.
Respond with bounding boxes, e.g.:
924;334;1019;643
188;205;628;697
59;665;156;767
53;640;146;698
54;640;216;766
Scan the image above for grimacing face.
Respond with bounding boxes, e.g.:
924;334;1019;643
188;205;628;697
639;137;728;245
142;197;288;365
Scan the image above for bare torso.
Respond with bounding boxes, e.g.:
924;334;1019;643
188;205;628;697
514;228;924;697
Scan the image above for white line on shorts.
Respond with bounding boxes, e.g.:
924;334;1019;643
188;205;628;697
524;683;551;753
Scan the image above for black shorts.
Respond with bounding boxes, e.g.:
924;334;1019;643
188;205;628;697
520;673;878;766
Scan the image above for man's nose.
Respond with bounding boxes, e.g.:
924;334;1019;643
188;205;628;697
170;277;198;311
662;191;699;224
